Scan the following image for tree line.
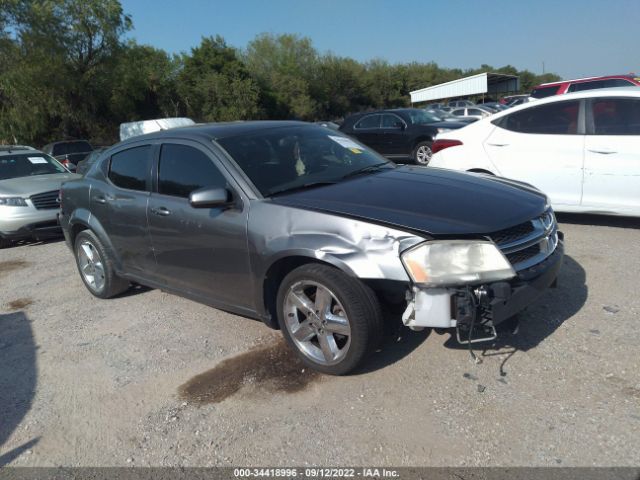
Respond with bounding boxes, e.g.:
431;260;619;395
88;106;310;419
0;0;561;146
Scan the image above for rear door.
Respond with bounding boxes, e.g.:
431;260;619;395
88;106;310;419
147;141;252;309
350;114;384;153
482;99;584;207
93;144;156;275
380;113;409;155
582;97;640;214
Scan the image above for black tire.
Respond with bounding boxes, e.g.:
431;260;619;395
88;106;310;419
73;230;129;299
0;237;12;249
412;141;433;166
276;263;383;375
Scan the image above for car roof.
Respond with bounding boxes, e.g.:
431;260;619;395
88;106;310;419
446;86;640;131
536;74;637;87
116;120;320;146
0;145;38;155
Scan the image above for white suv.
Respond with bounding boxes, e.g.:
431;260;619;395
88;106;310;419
430;87;640;217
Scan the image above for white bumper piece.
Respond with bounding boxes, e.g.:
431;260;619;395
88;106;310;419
402;287;457;330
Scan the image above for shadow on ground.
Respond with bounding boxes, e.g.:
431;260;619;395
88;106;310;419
442;254;588;375
556;212;640;229
0;311;38;466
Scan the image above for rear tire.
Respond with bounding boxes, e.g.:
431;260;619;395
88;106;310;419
412;141;433;166
74;230;129;298
276;264;383;375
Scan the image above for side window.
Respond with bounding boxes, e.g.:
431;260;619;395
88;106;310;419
381;114;403;128
452;109;464;116
567;80;607;92
355;114;381;129
604;79;635;88
592;98;640;135
468;109;483;116
158;144;227;198
500;100;580;134
530;86;559;98
108;145;151;191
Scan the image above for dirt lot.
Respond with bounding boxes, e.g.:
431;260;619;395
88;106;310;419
1;214;639;467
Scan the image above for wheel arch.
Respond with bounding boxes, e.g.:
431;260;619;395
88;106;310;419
412;136;434;150
67;209;122;271
259;252;359;329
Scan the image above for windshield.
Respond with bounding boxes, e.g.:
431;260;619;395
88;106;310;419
0;153;67;180
406;110;441;124
217;126;394;197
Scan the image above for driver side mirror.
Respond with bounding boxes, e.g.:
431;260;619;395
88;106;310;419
394;121;405;130
189;186;232;208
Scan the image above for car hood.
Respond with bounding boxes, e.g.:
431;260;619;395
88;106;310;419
0;173;80;196
270;167;547;236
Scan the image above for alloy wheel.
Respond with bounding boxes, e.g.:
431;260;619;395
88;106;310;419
415;145;432;165
77;240;106;292
283;280;351;366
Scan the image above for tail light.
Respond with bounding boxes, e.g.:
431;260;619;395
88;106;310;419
432;139;462;154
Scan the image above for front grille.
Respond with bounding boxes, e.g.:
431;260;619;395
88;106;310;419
30;190;59;210
488;220;535;246
492;208;558;271
506;244;541;265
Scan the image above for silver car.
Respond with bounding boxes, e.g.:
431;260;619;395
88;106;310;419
0;146;79;248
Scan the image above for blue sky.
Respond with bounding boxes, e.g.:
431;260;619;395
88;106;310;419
120;0;639;80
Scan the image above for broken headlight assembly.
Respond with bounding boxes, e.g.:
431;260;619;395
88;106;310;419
401;240;515;287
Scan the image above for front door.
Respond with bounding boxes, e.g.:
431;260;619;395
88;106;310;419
147;141;253;310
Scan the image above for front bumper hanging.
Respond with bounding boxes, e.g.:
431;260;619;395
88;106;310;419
402;240;564;333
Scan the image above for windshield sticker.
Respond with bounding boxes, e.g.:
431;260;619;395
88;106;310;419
28;157;49;164
329;135;363;152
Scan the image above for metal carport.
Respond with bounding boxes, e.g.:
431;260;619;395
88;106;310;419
410;72;519;104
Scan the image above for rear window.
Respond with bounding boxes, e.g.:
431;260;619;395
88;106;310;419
52;141;93;155
355;114;381;129
530;86;560;99
591;98;640;135
108;145;152;191
0;153;66;180
497;100;580;134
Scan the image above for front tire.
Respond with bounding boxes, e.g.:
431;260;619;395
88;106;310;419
74;230;129;298
412;141;433;166
0;237;12;249
276;264;383;375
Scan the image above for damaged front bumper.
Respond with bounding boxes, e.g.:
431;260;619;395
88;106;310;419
402;239;564;331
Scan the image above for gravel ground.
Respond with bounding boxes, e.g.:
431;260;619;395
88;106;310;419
1;213;639;467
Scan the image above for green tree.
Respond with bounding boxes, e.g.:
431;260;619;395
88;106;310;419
245;33;318;119
176;36;260;122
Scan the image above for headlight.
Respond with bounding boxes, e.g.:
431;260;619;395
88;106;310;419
0;197;28;207
436;127;452;134
401;240;515;286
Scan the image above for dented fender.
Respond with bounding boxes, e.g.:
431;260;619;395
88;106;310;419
248;201;425;318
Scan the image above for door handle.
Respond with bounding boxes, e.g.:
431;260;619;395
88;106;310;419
587;148;616;155
486;143;509;147
150;207;171;217
94;196;106;204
